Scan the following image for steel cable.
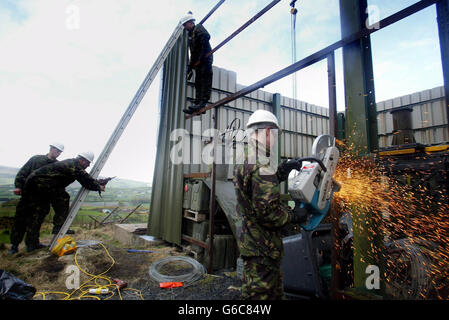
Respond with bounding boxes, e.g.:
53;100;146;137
148;256;206;287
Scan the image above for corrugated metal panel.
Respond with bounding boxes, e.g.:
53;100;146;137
148;31;188;245
377;86;449;146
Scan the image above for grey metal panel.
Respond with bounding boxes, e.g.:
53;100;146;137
228;70;237;94
385;112;393;135
307;115;314;135
377;113;386;135
212;66;220;90
290;110;295;132
324;118;329;134
317;117;323;136
377;86;449;147
432;99;446;126
411;106;422;130
411;91;421;104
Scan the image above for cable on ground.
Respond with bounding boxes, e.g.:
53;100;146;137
148;255;206;287
34;243;144;300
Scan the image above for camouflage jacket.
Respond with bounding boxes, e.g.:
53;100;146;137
233;145;291;260
188;24;213;67
14;154;57;189
25;158;101;192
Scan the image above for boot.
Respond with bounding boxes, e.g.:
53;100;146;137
182;108;194;114
183;104;206;115
26;243;47;252
8;245;18;255
188;101;207;114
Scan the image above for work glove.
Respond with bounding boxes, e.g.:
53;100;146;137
290;200;308;224
276;159;302;182
186;65;193;80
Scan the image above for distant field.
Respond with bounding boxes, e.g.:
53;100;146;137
0;204;149;244
0;167;151;244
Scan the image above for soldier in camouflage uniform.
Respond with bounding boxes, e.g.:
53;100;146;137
9;143;64;254
233;110;306;300
11;152;105;253
181;13;213;114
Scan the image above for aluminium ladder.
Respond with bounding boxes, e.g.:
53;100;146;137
49;23;184;250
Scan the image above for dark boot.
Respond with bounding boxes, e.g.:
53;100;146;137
26;243;47;252
183;103;206;115
188;101;207;114
8;245;18;255
183;108;194;114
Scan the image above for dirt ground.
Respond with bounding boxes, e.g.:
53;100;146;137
0;224;242;300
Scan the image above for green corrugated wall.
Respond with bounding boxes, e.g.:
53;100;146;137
147;31;188;245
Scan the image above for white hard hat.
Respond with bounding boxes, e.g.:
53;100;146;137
78;151;94;163
180;13;195;25
50;142;64;152
246;110;280;130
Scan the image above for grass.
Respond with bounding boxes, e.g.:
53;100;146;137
0;232;10;244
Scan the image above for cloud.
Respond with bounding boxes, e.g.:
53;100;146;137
398;38;438;49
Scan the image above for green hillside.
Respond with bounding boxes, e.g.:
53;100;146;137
0;165;151;204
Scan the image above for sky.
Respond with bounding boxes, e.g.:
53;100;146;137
0;0;444;183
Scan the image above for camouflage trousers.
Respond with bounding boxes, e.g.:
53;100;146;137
241;256;285;300
10;184;69;248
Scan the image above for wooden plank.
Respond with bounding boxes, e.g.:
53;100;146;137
184;172;211;179
181;234;209;249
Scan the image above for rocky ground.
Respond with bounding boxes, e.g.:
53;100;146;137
0;224;242;300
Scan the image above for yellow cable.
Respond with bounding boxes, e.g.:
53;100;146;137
34;243;144;300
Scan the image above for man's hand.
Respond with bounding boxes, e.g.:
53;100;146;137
290;201;308;224
277;159;302;181
13;188;22;195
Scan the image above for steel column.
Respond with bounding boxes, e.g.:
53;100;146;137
272;93;282;164
208;108;218;273
340;0;377;154
437;0;449;130
327;52;338;138
339;0;384;295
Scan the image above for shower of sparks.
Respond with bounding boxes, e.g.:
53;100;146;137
332;141;449;299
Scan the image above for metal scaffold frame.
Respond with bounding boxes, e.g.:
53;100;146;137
182;0;447;284
50;0;449;294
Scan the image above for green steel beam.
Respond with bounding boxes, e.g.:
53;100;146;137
327;52;338;137
339;0;385;295
272;93;282;164
340;0;378;155
437;0;449;129
272;93;285;192
337;112;346;140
